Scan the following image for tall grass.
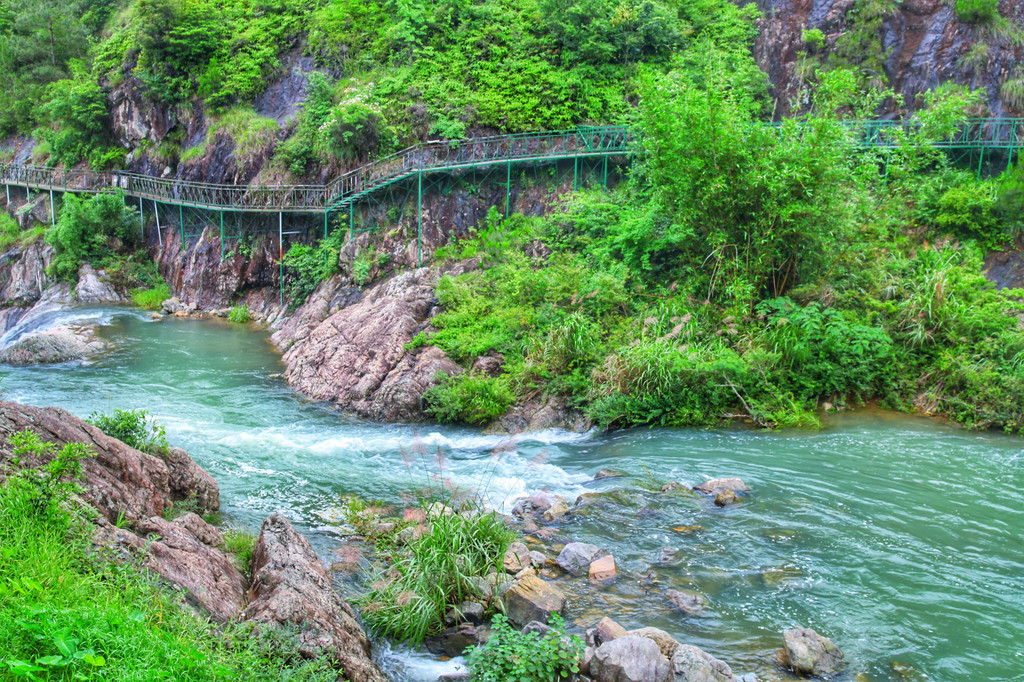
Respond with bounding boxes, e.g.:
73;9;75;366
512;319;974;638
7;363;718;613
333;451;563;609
358;507;514;645
130;283;171;311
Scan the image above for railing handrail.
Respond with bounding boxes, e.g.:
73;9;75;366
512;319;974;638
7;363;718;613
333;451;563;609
0;119;1019;213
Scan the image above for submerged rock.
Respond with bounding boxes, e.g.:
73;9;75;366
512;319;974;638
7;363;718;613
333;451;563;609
242;513;388;682
693;478;750;495
590;635;671;682
663;589;709;616
501;575;566;628
780;627;844;677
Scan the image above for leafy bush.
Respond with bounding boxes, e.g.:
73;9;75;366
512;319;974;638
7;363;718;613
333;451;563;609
956;0;998;23
802;28;826;52
359;507;514;645
280;228;346;304
466;613;583;682
130;283;171;310
87;409;169;455
228;304;253;323
423;373;515;426
46;192;140;282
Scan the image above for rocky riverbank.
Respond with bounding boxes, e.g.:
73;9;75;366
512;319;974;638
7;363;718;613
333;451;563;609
0;400;387;682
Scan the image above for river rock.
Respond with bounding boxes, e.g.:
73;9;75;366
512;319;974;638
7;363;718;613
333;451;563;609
0;240;52;306
75;264;124;303
557;542;609;576
714;489;736;506
161;297;185;314
425;623;482;657
586;616;628;647
504;541;532;573
93;513;246;622
693;478;750;495
0;324;107;365
542;498;570;522
512;492;557;518
0;401;219;522
628;627;681;659
589;555;618;583
663;589;708;616
890;660;928;681
780;627;844;677
241;513;387;682
501;574;566;628
670;644;737;682
590;635;671;682
444;601;485;626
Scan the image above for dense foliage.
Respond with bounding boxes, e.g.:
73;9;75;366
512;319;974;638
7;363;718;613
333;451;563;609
466;613;583;682
87;408;169;455
0;429;340;681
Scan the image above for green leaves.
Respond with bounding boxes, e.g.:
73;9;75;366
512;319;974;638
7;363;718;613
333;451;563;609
466;613;583;682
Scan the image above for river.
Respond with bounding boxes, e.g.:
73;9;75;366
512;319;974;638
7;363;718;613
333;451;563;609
2;307;1022;682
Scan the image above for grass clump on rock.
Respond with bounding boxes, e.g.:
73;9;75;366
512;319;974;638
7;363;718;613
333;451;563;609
358;503;515;646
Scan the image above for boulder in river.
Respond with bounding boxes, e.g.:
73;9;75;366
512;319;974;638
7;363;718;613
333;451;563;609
586;616;628;647
501;574;566;628
589;555;618;583
0;324;107;365
628;627;681;660
557;542;609;576
670;644;737;681
241;513;388;682
780;627;844;677
590;635;671;682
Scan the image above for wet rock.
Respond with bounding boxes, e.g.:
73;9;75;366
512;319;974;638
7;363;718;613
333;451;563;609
512;493;556;518
628;627;681;660
580;646;596;677
590;635;671;682
663;589;708;616
74;264;124;303
735;675;759;682
161;297;184;314
669;644;737;681
693;478;750;495
0;324;107;365
714;490;737;507
521;620;554;637
658;547;680;563
445;601;485;626
501;575;566;628
780;627;844;678
437;673;470;682
425;623;481;657
0;240;52;306
557;542;609;576
586;616;628;647
242;514;387;682
529;550;547;567
661;481;683;492
504;541;533;573
589;555;618;583
671;525;705;534
542;498;570;522
470;353;504;377
594;469;625;480
94;513;245;623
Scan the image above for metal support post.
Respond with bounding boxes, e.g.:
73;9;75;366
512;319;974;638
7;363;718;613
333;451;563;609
179;204;185;250
154;200;162;245
278;212;284;307
977;147;985;179
349;202;354;241
138;196;144;239
49;190;55;225
574;155;579;192
505;158;511;218
220;210;225;261
417;171;423;267
324;209;329;240
603;155;609;189
5;184;9;205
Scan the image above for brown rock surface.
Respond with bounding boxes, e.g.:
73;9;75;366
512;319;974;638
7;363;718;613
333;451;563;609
241;513;387;682
502;574;566;628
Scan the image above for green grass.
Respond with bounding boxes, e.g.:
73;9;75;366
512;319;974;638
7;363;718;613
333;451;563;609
0;431;341;681
130;283;171;311
223;529;258;578
358;506;514;645
227;304;253;323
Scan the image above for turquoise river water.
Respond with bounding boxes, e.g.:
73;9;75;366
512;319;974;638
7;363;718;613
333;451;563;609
2;307;1022;682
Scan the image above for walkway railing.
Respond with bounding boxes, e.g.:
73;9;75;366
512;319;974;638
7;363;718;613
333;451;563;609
0;120;1020;216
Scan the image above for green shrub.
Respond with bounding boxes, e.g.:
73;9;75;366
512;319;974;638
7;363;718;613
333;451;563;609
956;0;998;23
228;304;253;323
46;192;139;282
466;613;583;682
280;228;346;304
87;409;169;456
223;528;258;576
130;282;171;310
358;507;514;645
423;373;515;426
802;28;826;52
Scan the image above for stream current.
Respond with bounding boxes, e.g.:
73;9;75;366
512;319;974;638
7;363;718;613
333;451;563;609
2;307;1022;682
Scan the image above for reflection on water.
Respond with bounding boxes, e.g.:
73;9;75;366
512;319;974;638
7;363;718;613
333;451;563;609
3;308;1023;682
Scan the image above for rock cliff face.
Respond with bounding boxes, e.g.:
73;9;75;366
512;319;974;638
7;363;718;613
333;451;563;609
756;0;1024;116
